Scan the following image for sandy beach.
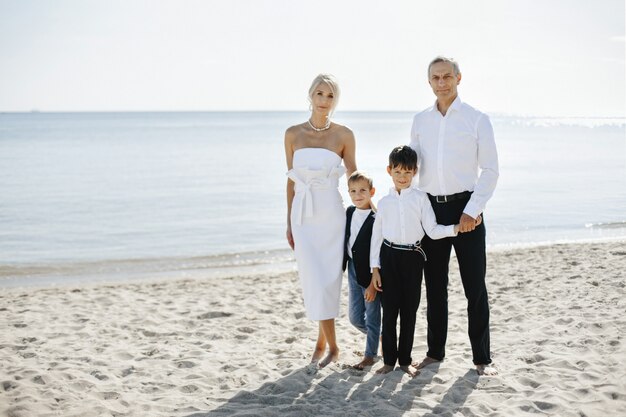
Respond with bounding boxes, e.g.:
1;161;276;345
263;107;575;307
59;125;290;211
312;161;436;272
1;240;625;417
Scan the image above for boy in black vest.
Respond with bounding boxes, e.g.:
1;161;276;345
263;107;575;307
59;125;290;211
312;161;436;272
342;171;381;370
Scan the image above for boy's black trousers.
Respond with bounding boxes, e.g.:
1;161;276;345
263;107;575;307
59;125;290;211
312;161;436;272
379;243;424;367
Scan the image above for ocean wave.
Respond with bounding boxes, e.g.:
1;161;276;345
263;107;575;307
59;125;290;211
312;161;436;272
487;235;626;252
493;116;625;128
585;221;626;229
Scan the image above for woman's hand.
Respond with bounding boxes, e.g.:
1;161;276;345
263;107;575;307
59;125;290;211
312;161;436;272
286;225;295;250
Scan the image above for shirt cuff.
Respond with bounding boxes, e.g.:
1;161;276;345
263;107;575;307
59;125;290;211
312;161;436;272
463;201;482;219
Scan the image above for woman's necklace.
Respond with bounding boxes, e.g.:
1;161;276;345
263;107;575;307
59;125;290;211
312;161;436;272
307;118;331;132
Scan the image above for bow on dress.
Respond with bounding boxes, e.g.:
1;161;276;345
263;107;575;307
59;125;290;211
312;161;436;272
287;165;346;226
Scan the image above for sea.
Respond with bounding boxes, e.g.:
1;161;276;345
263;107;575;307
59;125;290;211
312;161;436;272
1;111;624;287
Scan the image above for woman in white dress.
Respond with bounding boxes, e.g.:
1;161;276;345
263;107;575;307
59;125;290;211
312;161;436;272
285;74;356;367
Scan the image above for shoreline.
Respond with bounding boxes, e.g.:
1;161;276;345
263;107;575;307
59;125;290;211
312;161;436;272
1;236;625;289
1;240;625;416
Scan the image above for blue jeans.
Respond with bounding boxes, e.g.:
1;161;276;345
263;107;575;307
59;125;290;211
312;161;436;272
347;259;382;358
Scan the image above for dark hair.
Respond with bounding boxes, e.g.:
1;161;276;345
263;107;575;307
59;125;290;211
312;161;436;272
348;170;374;189
388;145;417;170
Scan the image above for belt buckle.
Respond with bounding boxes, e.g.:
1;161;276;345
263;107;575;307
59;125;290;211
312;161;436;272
436;195;447;203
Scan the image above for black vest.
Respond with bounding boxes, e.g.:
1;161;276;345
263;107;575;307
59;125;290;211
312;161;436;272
342;206;375;288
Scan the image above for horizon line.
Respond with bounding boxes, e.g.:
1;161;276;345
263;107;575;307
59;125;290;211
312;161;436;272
1;110;625;119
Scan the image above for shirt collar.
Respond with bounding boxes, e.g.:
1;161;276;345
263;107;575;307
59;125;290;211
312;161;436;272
450;95;463;111
388;186;415;197
430;95;463;113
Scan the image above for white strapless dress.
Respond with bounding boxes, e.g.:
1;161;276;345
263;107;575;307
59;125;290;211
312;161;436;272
287;148;346;320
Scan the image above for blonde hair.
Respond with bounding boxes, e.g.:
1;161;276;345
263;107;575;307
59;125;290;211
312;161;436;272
308;73;340;113
348;170;374;189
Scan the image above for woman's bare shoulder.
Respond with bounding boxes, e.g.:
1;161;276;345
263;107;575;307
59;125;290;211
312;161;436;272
332;122;353;136
333;124;355;146
286;122;307;136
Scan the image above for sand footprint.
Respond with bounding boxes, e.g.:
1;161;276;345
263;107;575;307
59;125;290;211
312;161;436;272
31;375;48;385
175;360;197;369
197;311;232;319
534;400;557;411
70;380;95;391
237;326;255;334
114;352;133;360
90;370;109;381
97;391;120;400
121;367;135;377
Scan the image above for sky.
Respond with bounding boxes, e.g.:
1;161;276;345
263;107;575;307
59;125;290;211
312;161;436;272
0;0;624;116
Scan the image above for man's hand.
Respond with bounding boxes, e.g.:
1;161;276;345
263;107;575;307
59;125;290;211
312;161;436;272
459;213;477;233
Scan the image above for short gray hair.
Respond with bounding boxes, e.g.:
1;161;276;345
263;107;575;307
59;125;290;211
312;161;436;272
428;56;460;76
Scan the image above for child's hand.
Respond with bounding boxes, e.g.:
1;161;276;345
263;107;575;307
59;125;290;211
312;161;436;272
372;269;383;292
364;281;377;302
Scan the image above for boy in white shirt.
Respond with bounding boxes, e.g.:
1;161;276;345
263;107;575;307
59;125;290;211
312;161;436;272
371;146;472;376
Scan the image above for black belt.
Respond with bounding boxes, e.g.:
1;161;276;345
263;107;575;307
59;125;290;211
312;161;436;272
383;239;427;261
428;191;471;203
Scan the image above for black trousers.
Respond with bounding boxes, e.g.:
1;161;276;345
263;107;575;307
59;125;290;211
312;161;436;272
380;244;424;367
422;195;492;365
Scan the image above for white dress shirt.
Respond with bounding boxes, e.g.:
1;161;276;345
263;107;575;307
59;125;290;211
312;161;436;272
347;208;372;258
409;96;499;219
370;186;457;269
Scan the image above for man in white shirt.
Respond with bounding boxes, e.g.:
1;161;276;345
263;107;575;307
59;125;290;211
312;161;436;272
409;56;499;376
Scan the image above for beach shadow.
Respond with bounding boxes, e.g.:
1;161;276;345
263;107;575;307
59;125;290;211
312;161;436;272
184;365;367;417
422;369;479;417
350;361;441;416
290;361;443;416
184;362;476;417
